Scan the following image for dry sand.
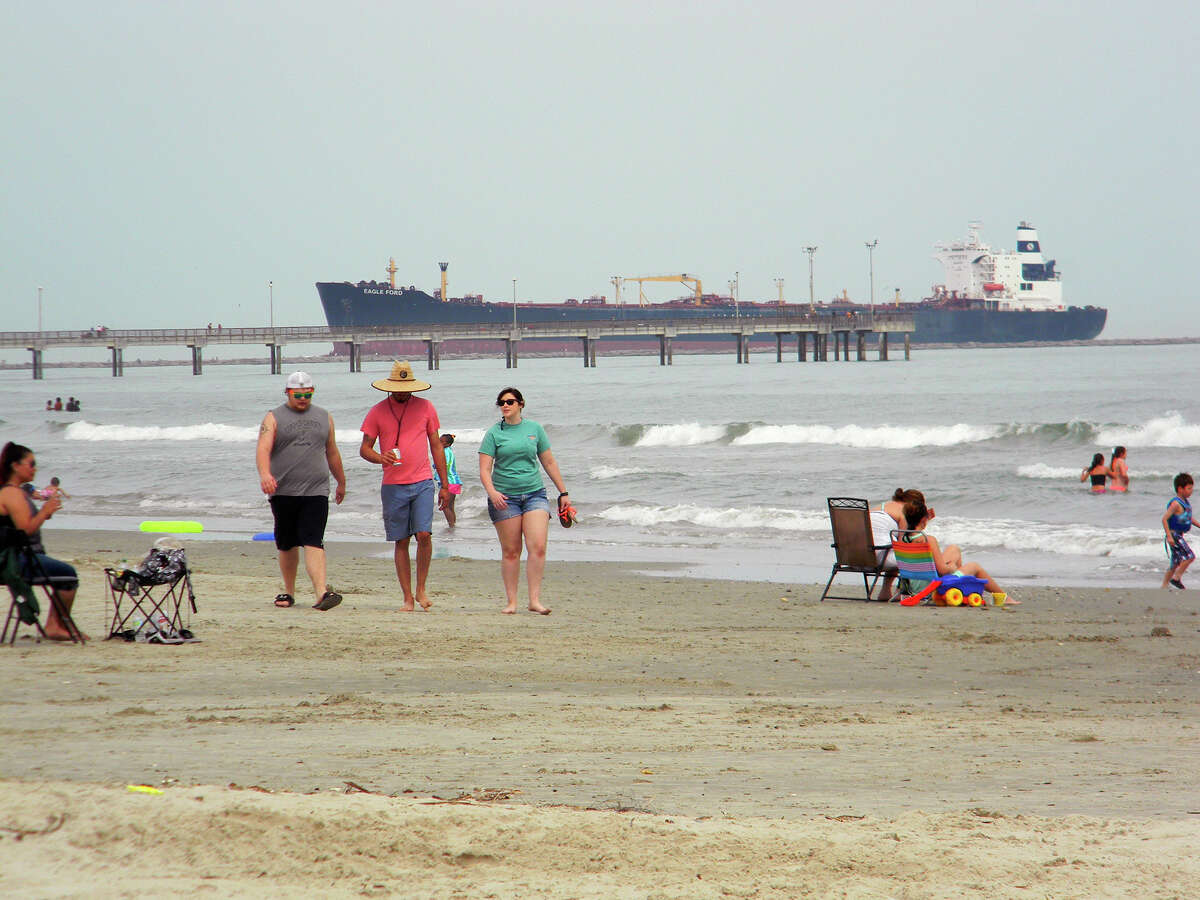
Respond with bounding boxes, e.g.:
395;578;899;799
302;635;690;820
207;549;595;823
1;529;1197;897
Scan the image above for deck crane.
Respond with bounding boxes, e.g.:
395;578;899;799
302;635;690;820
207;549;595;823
614;274;704;307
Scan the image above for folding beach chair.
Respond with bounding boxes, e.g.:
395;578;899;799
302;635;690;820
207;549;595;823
820;497;892;602
0;527;87;644
105;546;196;641
889;529;989;607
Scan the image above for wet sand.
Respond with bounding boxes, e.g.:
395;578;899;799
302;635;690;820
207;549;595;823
1;529;1197;897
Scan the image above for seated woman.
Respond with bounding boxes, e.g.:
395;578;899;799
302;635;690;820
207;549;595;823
1081;453;1110;494
903;499;1013;605
870;488;933;601
0;442;84;640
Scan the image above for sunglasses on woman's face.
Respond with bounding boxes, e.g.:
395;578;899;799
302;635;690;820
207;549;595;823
498;398;519;406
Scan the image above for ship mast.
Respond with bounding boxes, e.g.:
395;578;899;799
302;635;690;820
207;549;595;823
439;261;449;302
387;257;398;290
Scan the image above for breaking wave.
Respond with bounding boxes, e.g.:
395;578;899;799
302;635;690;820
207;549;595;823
732;423;999;448
66;422;259;442
597;503;828;532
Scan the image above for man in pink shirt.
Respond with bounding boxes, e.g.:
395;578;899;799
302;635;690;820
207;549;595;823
359;361;450;611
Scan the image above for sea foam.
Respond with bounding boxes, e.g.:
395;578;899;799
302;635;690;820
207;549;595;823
732;422;999;448
1097;413;1200;448
632;424;728;447
67;422;260;442
597;503;828;532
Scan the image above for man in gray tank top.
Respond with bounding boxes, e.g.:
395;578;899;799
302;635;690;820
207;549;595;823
255;372;347;611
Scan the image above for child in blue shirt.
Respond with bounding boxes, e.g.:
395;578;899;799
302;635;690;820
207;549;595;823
1161;472;1195;590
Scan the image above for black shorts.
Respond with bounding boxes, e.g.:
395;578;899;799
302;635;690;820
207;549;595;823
269;495;329;551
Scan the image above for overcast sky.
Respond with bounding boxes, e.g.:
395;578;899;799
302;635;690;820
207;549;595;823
3;1;1195;338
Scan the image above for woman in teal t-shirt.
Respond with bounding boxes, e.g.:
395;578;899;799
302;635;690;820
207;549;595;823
478;386;571;615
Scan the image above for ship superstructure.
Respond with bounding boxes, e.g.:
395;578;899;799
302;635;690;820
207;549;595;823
931;222;1063;311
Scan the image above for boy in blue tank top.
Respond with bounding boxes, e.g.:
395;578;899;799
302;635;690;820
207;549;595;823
1161;472;1195;590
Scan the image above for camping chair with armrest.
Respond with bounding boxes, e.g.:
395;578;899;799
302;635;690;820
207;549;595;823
820;497;893;602
889;529;989;607
0;526;87;644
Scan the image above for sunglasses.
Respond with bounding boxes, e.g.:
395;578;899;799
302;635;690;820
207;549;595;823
498;398;520;406
25;459;37;467
290;391;314;399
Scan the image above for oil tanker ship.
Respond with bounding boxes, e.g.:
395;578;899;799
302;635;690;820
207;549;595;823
316;223;1106;351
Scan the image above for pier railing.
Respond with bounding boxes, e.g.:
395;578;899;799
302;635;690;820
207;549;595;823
1;309;914;377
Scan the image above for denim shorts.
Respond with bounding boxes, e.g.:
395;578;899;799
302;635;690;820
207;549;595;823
382;480;435;540
21;553;79;591
487;488;551;523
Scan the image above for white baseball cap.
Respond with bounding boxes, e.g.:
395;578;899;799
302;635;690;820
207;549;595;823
285;371;313;390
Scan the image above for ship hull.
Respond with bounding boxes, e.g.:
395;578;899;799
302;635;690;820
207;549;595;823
316;283;1107;347
911;305;1107;343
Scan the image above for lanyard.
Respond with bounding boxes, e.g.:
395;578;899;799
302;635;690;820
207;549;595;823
389;396;410;445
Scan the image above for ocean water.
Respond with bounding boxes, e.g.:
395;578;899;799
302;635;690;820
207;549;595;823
1;344;1196;589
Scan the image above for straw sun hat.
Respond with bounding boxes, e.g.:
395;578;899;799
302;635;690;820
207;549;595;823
371;360;431;393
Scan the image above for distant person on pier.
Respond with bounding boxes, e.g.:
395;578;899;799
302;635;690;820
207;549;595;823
1081;453;1109;493
1109;446;1130;493
256;371;347;612
359;361;449;612
53;398;62;411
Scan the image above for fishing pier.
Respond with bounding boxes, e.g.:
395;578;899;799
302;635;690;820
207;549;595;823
0;310;913;378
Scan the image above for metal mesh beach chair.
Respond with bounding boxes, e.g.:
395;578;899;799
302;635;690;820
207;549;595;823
105;546;196;641
0;527;87;644
820;497;892;602
890;529;989;607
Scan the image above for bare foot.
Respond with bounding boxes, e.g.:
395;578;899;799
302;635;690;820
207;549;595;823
528;604;551;615
399;601;416;612
501;606;517;615
416;591;432;611
46;627;88;641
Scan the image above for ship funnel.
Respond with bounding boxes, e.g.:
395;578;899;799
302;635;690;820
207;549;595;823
438;261;449;303
1016;223;1040;255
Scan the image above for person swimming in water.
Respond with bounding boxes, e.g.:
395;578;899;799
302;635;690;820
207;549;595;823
1109;446;1129;493
1081;453;1110;494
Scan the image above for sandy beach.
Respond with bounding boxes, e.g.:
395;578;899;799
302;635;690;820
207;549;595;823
1;529;1197;897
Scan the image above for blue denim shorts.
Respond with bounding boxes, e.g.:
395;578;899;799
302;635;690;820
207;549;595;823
382;480;435;540
487;488;551;523
22;553;79;591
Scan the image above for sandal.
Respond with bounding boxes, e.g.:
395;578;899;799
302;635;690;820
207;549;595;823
313;590;342;611
274;594;295;608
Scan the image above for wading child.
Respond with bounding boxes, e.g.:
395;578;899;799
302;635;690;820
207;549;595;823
1161;472;1195;590
433;434;462;527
